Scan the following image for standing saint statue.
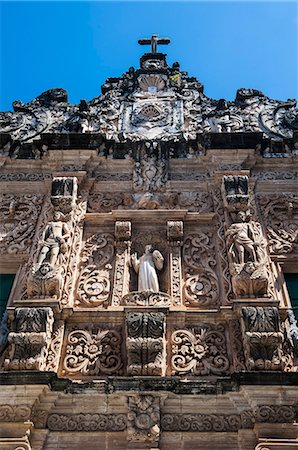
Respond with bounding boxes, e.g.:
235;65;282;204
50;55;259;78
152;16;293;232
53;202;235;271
131;244;164;292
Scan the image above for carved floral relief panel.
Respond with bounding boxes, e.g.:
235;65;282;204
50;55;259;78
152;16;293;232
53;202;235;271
257;193;298;255
75;231;115;308
87;190;214;212
182;229;220;307
60;324;123;378
170;323;230;376
0;194;44;256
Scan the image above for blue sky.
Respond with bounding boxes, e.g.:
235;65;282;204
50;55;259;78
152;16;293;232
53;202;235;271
0;1;297;111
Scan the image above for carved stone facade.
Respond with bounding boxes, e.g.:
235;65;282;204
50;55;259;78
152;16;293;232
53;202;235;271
0;36;297;449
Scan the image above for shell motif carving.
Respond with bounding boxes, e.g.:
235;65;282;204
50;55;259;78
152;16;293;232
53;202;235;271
137;74;166;92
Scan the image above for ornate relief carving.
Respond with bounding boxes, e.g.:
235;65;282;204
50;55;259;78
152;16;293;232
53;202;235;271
27;210;71;299
171;324;230;375
60;199;86;307
62;327;123;376
257;194;298;255
183;232;219;307
0;405;31;422
0;173;51;181
133;152;168;192
167;221;183;305
46;321;64;372
226;212;269;297
112;221;131;306
254;405;296;423
127;395;160;443
229;319;246;371
0;194;43;254
4;307;54;371
161;411;254;432
161;405;297;432
126;312;166;376
253;170;298;180
76;233;114;307
88;191;212;212
51;176;78;214
223;175;249;212
47;413;127;431
212;188;233;301
88;192;124;213
241;307;286;370
122;291;171;307
178;192;214;212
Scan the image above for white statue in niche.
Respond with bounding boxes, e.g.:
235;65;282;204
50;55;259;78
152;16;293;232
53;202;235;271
131;244;164;292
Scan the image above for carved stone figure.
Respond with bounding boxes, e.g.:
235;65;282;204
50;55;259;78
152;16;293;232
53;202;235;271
226;212;269;297
131;244;164;292
226;212;259;267
35;211;70;271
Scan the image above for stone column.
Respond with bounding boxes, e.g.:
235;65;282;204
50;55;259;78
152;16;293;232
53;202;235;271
111;221;131;306
167;221;183;306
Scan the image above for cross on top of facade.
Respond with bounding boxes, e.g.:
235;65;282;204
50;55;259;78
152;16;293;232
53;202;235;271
138;34;170;54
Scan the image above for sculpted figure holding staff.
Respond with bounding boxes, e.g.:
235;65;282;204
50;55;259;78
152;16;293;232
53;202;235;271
131;244;164;292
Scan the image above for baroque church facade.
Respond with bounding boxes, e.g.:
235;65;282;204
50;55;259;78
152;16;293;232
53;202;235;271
0;36;298;449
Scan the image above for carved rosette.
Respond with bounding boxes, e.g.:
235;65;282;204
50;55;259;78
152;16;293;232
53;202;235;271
76;233;114;307
62;327;123;377
171;324;230;375
127;395;160;443
257;194;298;255
182;232;219;307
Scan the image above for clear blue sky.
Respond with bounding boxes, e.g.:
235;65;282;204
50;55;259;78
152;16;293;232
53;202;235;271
0;1;297;111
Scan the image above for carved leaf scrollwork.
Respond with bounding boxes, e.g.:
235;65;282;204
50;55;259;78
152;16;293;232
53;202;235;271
183;232;219;307
63;328;123;376
0;194;43;254
171;325;230;375
257;194;298;255
76;233;114;307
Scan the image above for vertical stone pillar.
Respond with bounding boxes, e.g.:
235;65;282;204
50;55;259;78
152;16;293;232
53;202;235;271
111;221;131;306
126;312;166;376
167;221;183;306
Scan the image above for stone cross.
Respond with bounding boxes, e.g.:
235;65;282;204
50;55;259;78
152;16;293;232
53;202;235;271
138;34;170;54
